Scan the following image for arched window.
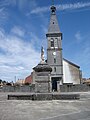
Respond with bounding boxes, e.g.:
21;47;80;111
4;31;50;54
55;38;58;48
51;38;54;47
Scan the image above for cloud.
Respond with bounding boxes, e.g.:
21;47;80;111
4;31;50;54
79;45;90;78
30;2;90;14
31;6;49;14
0;0;10;7
17;0;37;11
73;32;90;78
0;0;37;18
75;31;83;43
0;7;8;20
0;0;12;23
0;0;18;7
11;26;25;37
75;31;81;40
0;28;41;82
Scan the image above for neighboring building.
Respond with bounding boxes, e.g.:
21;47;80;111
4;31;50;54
82;78;90;84
15;76;32;85
25;74;32;84
15;79;25;85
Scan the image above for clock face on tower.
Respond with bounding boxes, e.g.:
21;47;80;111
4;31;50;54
53;52;56;56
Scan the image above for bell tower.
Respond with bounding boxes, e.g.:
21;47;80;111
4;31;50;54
46;4;63;91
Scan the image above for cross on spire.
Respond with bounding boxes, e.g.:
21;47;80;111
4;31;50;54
51;0;56;14
52;0;54;5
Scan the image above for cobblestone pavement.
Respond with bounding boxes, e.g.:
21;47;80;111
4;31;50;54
0;92;90;120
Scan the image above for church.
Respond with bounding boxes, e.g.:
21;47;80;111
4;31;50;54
26;4;82;92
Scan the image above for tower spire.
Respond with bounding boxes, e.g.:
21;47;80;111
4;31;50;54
46;1;60;33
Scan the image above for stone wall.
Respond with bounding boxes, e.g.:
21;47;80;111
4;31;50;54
0;84;35;92
60;84;90;92
0;84;90;92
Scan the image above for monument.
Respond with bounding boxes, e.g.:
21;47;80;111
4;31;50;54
33;47;52;93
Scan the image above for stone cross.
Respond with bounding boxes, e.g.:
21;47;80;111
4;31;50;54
52;0;54;5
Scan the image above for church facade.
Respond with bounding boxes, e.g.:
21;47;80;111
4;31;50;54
30;5;82;92
46;5;63;91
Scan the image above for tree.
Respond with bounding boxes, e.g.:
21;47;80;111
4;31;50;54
6;83;12;86
25;82;30;85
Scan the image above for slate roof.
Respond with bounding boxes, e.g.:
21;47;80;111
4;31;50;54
48;5;60;33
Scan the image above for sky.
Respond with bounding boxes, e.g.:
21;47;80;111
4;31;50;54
0;0;90;82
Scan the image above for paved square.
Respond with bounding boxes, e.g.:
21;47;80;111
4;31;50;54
0;92;90;120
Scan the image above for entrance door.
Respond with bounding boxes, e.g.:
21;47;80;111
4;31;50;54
52;78;58;92
52;77;62;92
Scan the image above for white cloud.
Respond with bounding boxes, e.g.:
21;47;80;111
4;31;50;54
75;31;82;43
0;28;40;82
30;2;90;14
79;45;90;78
31;6;49;14
11;26;25;37
75;31;81;40
0;0;10;7
0;28;5;38
73;32;90;78
0;7;8;20
0;1;10;24
0;0;14;19
9;0;37;13
57;2;90;10
30;6;49;14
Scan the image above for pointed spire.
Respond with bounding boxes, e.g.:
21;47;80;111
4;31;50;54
47;4;60;34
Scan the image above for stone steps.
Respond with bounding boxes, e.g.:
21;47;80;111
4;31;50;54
7;93;80;100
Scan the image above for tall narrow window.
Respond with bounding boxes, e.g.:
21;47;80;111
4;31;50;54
51;38;54;47
54;67;56;72
54;58;56;63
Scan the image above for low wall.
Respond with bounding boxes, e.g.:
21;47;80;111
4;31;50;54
0;84;35;92
0;84;90;92
60;84;90;92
